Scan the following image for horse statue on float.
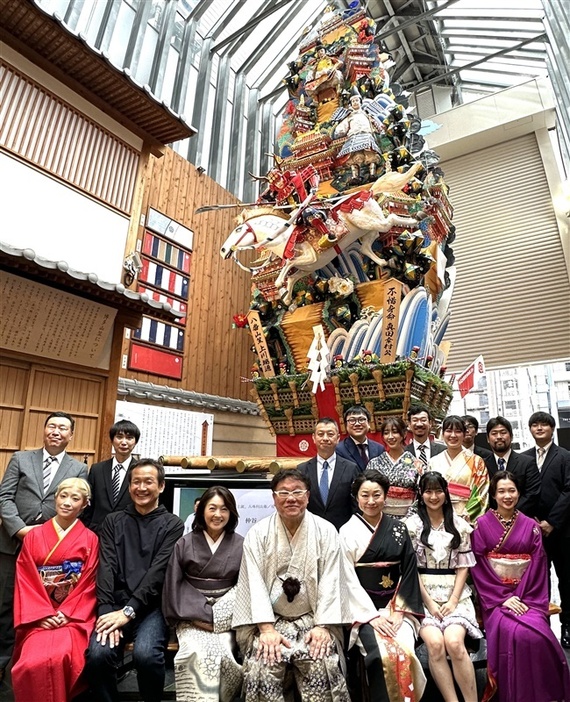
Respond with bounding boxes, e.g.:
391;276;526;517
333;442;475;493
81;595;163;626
220;190;419;305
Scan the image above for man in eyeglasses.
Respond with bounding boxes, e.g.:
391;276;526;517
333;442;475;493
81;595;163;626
233;469;351;702
336;405;385;471
298;418;360;530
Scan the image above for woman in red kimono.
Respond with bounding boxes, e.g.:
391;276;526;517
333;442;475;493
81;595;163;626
12;477;99;702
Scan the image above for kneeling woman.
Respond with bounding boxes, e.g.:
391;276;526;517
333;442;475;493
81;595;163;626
12;478;99;702
471;471;570;702
405;472;482;702
162;486;244;702
340;469;426;702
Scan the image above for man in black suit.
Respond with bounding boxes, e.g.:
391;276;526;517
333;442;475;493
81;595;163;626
83;419;140;534
523;411;570;648
336;405;385;471
0;411;87;679
484;416;540;517
298;417;360;530
461;415;493;461
405;404;445;465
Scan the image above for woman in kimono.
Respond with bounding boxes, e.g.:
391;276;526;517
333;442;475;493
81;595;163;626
428;415;488;521
368;416;424;518
162;486;244;702
405;472;482;702
12;477;98;702
340;469;426;702
471;471;570;702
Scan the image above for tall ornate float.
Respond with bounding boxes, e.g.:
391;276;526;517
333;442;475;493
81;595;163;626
217;2;455;454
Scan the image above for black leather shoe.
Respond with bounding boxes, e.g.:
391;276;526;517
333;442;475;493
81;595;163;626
561;625;570;649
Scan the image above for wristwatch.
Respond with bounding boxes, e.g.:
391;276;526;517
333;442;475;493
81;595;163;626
122;605;136;620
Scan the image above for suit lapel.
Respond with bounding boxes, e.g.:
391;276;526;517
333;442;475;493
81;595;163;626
540;445;556;476
346;438;364;470
32;449;45;494
103;459;115;503
327;457;344;504
308;458;324;508
48;454;73;494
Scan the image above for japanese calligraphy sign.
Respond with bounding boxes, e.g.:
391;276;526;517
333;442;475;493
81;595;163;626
0;271;116;368
247;310;274;378
380;279;402;363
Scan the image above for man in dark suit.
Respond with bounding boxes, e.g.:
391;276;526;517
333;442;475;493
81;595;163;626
405;404;445;465
83;419;140;534
523;411;570;648
298;417;360;530
484;416;540;517
461;415;493;461
336;405;385;471
0;411;87;678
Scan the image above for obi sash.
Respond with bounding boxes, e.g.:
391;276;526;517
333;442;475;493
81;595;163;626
355;561;401;610
487;552;531;586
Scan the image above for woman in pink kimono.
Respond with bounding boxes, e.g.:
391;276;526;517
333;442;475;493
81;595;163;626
471;471;570;702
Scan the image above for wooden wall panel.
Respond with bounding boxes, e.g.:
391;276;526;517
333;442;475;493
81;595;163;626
0;355;106;478
123;148;255;401
0;61;139;214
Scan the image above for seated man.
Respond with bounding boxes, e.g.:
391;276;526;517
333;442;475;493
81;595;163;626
85;459;183;702
232;469;351;702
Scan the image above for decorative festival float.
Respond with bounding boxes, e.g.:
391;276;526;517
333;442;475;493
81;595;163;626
216;2;455;455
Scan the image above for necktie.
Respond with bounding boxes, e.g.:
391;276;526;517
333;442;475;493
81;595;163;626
537;447;545;471
319;461;329;504
43;456;57;494
112;464;123;503
498;457;506;471
418;444;428;466
357;443;369;468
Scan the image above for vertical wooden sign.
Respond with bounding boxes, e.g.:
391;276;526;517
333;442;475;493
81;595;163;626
380;279;403;363
247;310;275;378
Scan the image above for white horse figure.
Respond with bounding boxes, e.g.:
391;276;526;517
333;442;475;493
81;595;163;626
220;195;418;304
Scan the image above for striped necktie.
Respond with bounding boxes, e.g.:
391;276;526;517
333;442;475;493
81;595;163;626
112;464;123;503
418;444;428;466
43;456;57;494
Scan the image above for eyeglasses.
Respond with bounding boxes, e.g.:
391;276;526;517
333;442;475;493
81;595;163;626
273;490;308;499
346;417;368;425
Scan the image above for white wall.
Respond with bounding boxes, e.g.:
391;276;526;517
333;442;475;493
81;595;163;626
2;153;130;283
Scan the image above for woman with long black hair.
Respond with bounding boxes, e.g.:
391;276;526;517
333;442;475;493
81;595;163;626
405;471;481;702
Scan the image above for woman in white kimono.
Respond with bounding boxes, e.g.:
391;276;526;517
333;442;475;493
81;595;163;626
162;486;244;702
340;469;426;702
428;416;489;521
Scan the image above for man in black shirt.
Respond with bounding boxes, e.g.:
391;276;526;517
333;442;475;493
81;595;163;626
85;458;183;702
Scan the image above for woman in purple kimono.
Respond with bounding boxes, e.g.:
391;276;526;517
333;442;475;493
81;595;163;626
471;471;570;702
162;486;244;702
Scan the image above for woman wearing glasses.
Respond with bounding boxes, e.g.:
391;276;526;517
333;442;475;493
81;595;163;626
340;469;426;702
162;486;244;702
367;416;424;518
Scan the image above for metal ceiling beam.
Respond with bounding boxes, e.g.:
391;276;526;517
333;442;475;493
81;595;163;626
404;32;547;90
374;0;460;41
211;0;294;52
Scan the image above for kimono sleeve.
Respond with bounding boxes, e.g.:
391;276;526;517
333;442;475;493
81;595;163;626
14;529;56;627
162;536;213;625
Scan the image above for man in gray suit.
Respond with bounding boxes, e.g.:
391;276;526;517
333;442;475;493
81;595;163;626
0;411;87;678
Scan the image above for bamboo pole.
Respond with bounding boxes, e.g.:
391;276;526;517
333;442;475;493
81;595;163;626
268;458;306;474
179;456;213;469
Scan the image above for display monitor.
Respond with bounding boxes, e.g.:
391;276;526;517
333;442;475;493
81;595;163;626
166;473;275;538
